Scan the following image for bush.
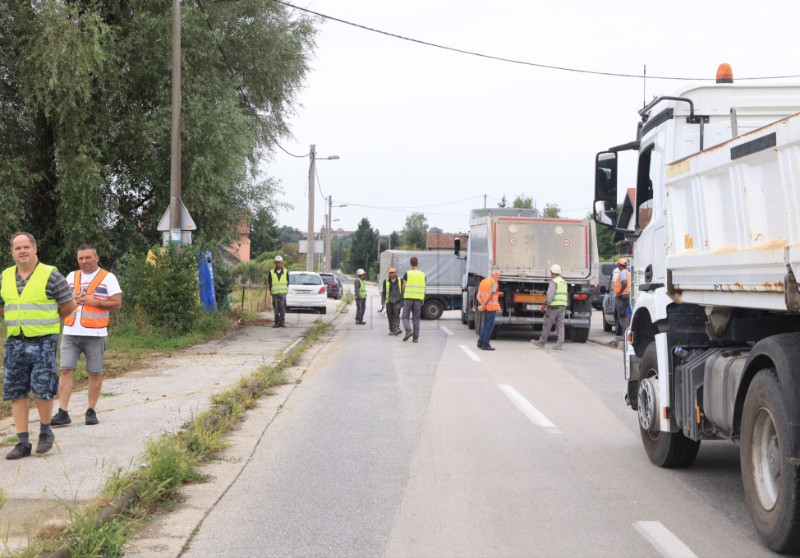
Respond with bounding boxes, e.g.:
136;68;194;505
116;247;202;334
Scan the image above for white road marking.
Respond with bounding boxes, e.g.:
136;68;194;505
497;384;559;432
634;521;697;558
459;345;481;362
440;326;453;336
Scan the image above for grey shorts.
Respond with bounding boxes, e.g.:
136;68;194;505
60;335;107;375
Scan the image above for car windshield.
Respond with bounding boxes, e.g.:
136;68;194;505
289;274;322;286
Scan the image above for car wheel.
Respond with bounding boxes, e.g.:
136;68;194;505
319;307;327;314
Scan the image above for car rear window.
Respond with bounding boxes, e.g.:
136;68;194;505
289;274;322;286
319;274;333;281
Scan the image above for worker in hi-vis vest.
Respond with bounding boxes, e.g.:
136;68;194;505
533;264;568;350
354;269;367;325
268;255;289;328
614;257;631;336
401;256;426;343
476;268;501;351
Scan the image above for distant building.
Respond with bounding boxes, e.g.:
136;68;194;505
426;232;468;251
228;219;251;262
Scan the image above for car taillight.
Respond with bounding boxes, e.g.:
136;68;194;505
319;286;326;294
572;293;588;301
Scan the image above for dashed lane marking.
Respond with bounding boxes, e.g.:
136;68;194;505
459;345;481;362
497;384;560;433
634;521;697;558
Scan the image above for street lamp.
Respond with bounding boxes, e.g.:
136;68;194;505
325;197;347;272
307;144;339;270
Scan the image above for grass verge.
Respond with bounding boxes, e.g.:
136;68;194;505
20;319;331;557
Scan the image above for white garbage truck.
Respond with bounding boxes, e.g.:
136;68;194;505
593;64;800;552
458;208;598;342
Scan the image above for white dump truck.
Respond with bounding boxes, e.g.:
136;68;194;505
457;208;598;341
593;65;800;552
378;249;466;320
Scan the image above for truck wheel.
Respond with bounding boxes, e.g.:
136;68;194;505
468;317;475;330
741;368;800;553
461;309;467;325
638;342;700;468
571;327;589;343
422;299;444;321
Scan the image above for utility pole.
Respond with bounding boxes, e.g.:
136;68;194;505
306;144;316;271
325;196;332;272
169;0;182;248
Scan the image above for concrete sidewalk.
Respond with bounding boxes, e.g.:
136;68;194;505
0;305;341;554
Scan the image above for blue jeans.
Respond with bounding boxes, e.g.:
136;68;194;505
478;311;496;347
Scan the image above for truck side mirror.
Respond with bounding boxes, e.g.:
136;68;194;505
594;151;618;226
454;238;461;257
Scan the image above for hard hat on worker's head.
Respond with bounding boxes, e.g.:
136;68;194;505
549;264;561;275
357;268;365;276
617;257;628;266
388;267;397;273
274;255;283;263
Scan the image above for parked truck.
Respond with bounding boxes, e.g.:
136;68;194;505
457;208;598;341
378;249;466;320
593;64;800;552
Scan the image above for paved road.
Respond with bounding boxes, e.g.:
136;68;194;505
178;289;773;558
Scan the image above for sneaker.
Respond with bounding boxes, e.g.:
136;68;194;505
51;408;72;427
35;432;55;454
403;331;413;342
85;408;99;426
554;344;564;351
481;345;496;351
393;330;402;336
6;442;32;460
532;340;546;348
412;338;419;343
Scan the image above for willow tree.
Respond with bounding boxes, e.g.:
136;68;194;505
0;0;315;268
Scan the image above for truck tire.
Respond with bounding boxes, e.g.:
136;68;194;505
461;309;467;325
571;327;590;343
468;317;475;330
638;342;700;468
741;368;800;553
422;299;444;321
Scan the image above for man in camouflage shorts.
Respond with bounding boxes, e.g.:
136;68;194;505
1;232;75;459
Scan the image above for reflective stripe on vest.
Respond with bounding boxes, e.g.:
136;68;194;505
477;277;501;311
404;269;426;300
550;277;568;307
357;278;367;298
64;269;110;328
270;269;288;295
1;264;61;337
614;269;630;297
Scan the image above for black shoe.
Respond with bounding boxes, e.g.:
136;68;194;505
481;345;496;351
51;408;72;427
272;324;280;328
36;432;55;454
85;408;99;426
412;338;419;343
6;442;32;460
393;330;402;336
403;331;413;342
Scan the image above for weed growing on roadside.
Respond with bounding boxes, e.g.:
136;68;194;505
66;507;130;558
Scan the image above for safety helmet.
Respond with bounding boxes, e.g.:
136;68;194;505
274;255;283;262
357;268;365;276
549;264;562;275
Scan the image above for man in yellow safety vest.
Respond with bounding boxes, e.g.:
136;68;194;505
268;255;289;328
354;269;367;325
401;257;426;343
533;263;568;350
1;232;76;459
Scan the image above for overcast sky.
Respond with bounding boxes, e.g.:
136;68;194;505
265;0;800;235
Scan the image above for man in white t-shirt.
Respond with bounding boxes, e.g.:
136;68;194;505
51;245;122;426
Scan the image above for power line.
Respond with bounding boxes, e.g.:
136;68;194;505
269;0;800;82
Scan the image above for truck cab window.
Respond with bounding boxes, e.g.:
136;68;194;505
636;146;656;230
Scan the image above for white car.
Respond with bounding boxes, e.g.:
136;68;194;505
286;272;328;314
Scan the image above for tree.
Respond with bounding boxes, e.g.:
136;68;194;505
249;208;281;259
592;205;623;260
389;231;401;250
402;212;428;249
512;195;533;209
0;1;316;268
543;203;561;218
348;218;378;274
497;195;508;208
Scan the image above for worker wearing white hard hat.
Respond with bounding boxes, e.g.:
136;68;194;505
533;263;568;350
354;269;367;325
267;255;289;328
